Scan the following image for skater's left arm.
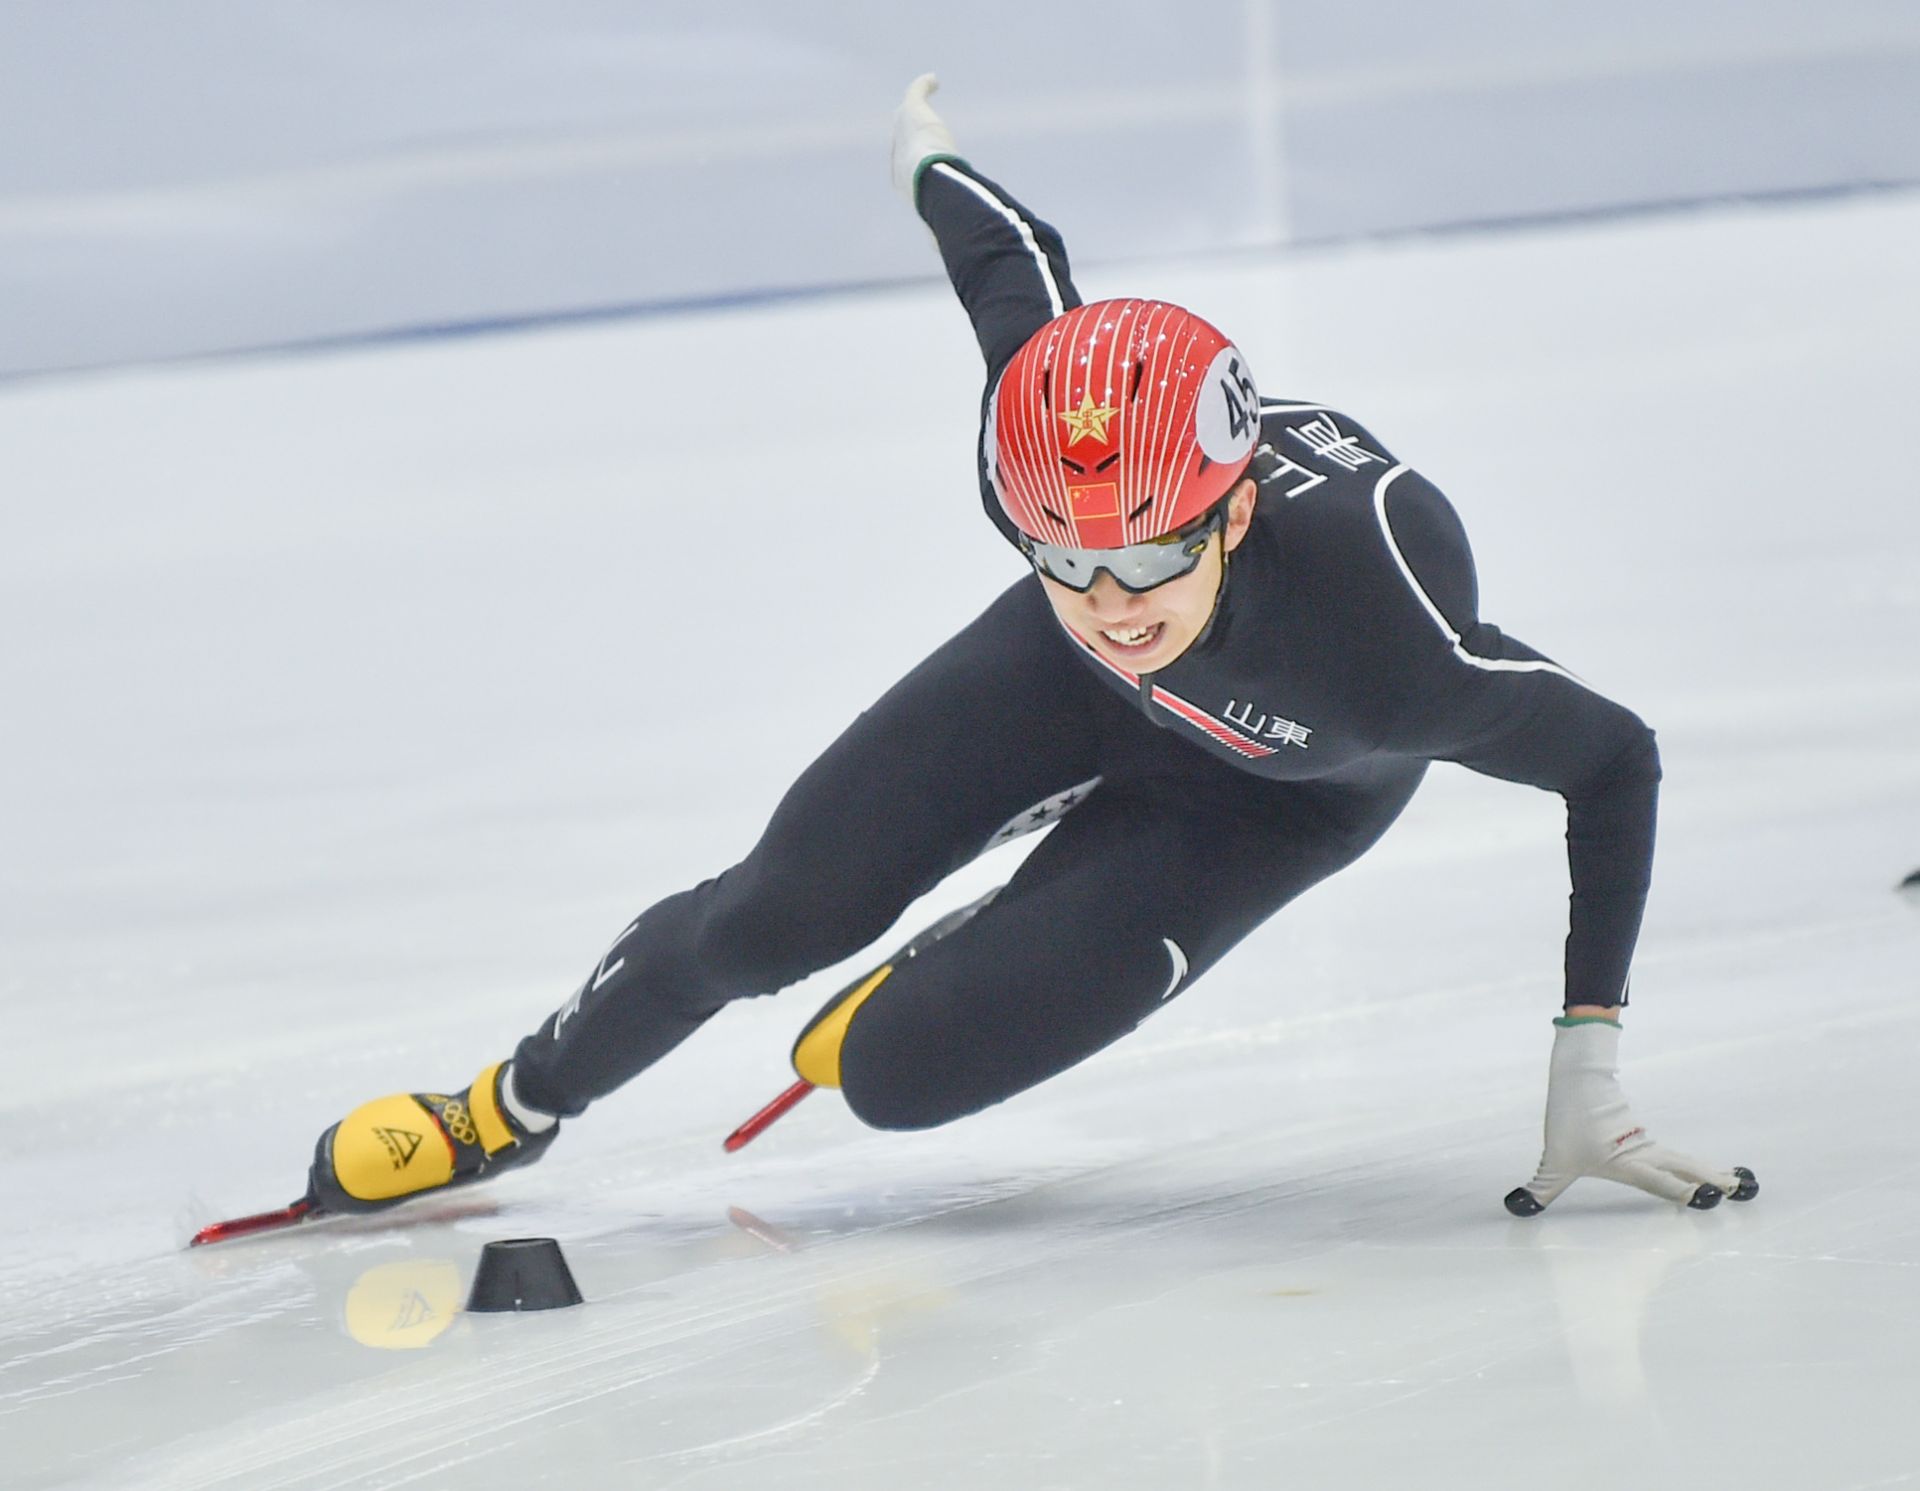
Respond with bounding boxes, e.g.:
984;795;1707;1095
1368;467;1757;1214
1372;466;1658;1012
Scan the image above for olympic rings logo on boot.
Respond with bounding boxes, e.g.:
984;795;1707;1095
429;1096;480;1147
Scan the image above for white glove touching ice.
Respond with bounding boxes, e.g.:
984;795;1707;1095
891;72;959;202
1505;1018;1757;1216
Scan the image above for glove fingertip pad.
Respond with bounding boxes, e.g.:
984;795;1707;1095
1687;1183;1724;1210
1503;1187;1545;1218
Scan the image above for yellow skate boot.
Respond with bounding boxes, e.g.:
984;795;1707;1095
308;1061;557;1215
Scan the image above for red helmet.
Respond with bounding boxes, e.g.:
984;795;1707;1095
987;298;1260;549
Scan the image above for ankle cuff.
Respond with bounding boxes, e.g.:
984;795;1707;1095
502;1063;559;1134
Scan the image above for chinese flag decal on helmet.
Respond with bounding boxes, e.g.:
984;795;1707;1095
988;299;1259;548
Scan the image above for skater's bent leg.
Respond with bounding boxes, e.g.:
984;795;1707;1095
839;766;1422;1131
511;579;1105;1116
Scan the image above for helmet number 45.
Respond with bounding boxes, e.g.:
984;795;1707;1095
1198;347;1261;460
1222;357;1258;441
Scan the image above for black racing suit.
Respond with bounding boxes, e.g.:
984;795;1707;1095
510;160;1659;1131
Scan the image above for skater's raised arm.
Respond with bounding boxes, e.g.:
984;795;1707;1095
892;75;1081;384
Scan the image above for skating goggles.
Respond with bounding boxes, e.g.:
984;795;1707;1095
1020;506;1223;594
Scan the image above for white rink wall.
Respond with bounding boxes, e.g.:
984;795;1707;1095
4;0;1919;376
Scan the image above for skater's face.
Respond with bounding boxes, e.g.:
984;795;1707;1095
1037;480;1257;672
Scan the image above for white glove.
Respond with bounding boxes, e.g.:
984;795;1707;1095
1505;1018;1757;1216
891;72;959;202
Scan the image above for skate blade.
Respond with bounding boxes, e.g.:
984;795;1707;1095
188;1197;324;1248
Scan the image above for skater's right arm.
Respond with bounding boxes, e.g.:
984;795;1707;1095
894;75;1082;384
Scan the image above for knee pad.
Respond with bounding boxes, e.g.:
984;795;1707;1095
836;983;975;1132
790;964;964;1131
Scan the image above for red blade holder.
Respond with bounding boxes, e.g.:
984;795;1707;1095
723;1079;815;1152
188;1197;320;1247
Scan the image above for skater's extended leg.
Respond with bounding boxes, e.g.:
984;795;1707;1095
310;580;1113;1211
504;577;1113;1115
495;575;1121;1120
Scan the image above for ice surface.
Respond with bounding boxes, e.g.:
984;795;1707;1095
2;191;1918;1489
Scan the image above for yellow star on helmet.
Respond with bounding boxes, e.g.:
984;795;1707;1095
1058;391;1120;446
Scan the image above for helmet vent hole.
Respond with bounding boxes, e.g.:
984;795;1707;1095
1039;364;1054;410
1040;504;1067;526
1128;357;1146;400
1127;498;1153;521
1196;453;1213;475
1059;457;1086;475
1095;453;1120;472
